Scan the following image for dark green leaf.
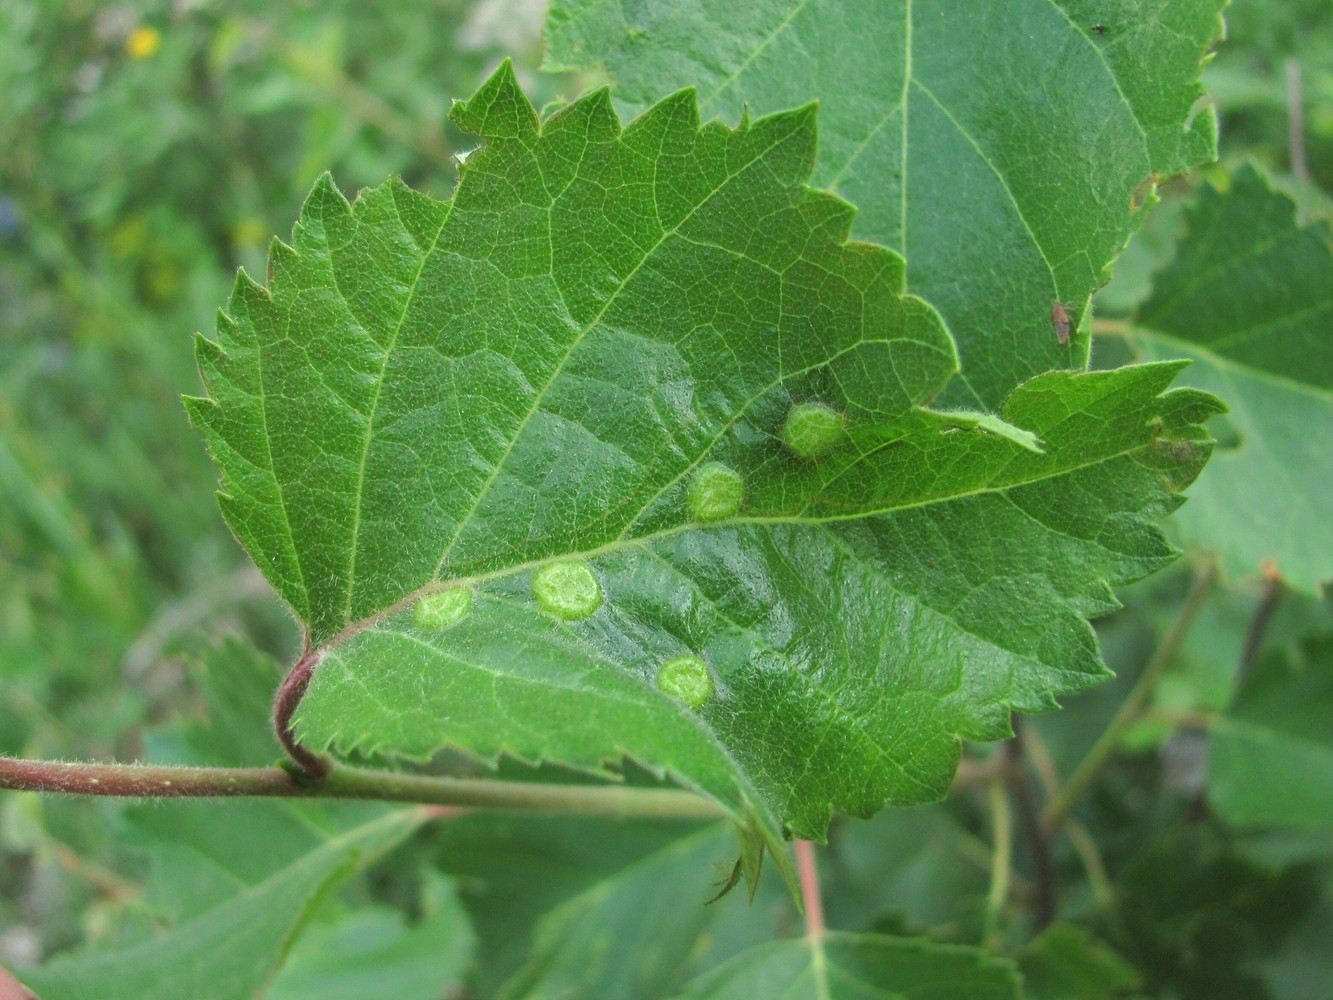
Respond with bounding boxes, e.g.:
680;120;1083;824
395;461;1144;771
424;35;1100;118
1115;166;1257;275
497;824;738;999
431;814;711;997
544;0;1226;408
1018;924;1143;1000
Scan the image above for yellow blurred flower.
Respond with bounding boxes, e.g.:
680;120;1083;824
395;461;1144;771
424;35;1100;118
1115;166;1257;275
126;26;161;59
231;217;270;250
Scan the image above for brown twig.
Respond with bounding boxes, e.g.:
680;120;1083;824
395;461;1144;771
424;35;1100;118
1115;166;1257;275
1005;719;1056;929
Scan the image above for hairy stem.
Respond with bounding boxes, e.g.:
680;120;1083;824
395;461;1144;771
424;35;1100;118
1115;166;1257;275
0;756;725;820
1043;562;1216;831
272;649;330;779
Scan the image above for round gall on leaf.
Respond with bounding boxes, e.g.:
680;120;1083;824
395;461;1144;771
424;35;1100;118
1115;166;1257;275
413;587;473;630
782;401;844;459
688;462;743;522
656;655;715;709
532;560;603;620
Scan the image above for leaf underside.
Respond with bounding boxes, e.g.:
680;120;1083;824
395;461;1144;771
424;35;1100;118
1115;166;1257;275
188;63;1220;871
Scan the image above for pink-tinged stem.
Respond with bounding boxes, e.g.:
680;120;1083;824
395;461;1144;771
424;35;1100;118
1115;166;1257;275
272;648;330;779
795;839;825;938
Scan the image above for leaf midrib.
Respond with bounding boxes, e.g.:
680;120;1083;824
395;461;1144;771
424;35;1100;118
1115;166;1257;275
316;426;1161;662
323;618;762;806
340;192;455;623
426;109;802;584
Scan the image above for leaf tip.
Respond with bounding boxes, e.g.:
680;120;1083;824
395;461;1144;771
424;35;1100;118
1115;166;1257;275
451;57;537;141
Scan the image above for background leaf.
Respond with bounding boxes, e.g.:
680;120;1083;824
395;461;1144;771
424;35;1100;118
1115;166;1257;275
1018;924;1143;1000
1129;165;1333;592
1208;632;1333;831
496;824;740;999
14;807;423;1000
544;0;1226;409
672;932;1020;999
266;871;474;1000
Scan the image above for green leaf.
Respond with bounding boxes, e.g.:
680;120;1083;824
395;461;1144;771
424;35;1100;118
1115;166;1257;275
186;59;956;648
297;359;1217;844
544;0;1225;409
824;806;989;933
266;872;474;1000
1130;165;1333;592
431;814;713;997
1208;633;1333;831
14;810;423;1000
497;824;739;999
1018;924;1143;1000
189;65;1219;866
672;932;1019;999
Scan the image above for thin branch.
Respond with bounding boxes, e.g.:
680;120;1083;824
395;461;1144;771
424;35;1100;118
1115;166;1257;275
1013;724;1115;916
1043;562;1217;832
0;756;725;820
1005;720;1056;929
1239;569;1285;681
1286;59;1310;182
983;778;1013;949
1062;818;1116;912
1018;723;1061;800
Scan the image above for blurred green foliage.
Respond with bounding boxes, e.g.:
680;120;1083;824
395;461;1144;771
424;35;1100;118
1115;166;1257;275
0;0;577;964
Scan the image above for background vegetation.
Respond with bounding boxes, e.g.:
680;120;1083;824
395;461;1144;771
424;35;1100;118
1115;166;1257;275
1;1;1329;997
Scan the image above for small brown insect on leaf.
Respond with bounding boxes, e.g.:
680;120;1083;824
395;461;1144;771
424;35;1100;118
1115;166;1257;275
1131;173;1161;213
1092;23;1106;34
1050;301;1072;345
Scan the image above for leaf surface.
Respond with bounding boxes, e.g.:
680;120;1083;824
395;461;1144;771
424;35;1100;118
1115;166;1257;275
15;810;422;1000
544;0;1226;408
1130;166;1333;592
497;824;738;999
267;873;474;1000
189;66;1220;862
431;813;714;996
672;932;1019;999
1208;633;1333;831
